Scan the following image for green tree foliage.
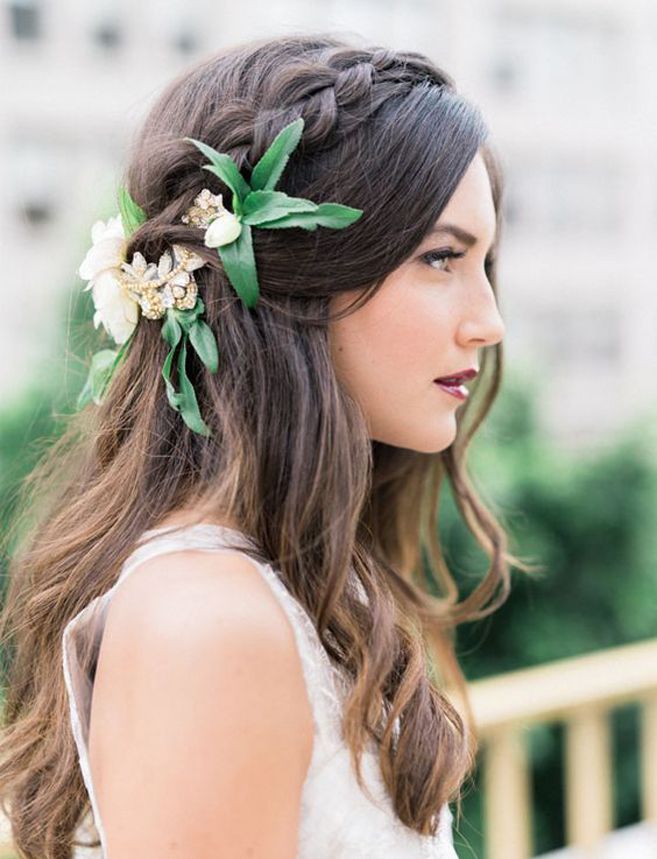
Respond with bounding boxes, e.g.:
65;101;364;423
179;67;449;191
445;374;657;857
0;278;91;556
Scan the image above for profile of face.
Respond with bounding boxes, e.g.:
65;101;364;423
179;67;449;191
328;150;506;454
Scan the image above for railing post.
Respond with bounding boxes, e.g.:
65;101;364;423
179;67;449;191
467;639;657;858
564;705;612;850
483;724;532;859
641;692;657;822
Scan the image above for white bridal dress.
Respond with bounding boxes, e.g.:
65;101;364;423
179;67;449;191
61;523;458;858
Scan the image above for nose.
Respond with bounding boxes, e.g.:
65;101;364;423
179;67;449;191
457;283;506;348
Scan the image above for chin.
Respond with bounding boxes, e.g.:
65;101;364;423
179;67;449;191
413;414;459;453
414;438;456;454
374;423;458;454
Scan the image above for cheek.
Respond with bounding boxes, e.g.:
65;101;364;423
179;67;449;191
330;292;450;400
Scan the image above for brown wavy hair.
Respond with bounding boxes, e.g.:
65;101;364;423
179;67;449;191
0;30;536;858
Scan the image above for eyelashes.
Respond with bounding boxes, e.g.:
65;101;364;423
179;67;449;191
422;249;466;273
421;248;496;276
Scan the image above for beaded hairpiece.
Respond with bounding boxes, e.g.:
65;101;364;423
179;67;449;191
76;117;363;437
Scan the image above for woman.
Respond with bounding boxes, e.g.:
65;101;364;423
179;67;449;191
0;30;531;859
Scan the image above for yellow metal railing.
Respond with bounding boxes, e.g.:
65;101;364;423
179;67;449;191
466;637;657;859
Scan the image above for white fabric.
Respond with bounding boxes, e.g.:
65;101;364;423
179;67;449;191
61;523;458;857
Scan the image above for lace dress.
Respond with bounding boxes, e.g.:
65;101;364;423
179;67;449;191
61;523;458;858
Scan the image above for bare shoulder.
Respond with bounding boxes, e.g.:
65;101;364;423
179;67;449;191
88;547;315;857
104;547;298;644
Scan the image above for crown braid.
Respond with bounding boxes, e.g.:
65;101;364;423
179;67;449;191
246;45;455;161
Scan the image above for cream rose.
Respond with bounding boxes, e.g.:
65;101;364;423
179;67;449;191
78;215;126;281
78;215;139;344
90;269;140;344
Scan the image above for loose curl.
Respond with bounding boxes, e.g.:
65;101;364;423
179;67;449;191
0;30;536;858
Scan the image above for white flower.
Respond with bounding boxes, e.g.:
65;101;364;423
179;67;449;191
78;215;127;282
203;212;242;248
90;269;140;344
78;215;140;345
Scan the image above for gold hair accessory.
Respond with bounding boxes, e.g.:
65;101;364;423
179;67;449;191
119;245;203;320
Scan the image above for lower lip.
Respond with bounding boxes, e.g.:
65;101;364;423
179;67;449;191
433;380;469;401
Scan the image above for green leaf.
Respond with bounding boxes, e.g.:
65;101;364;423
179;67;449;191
118;186;147;237
176;337;211;437
161;310;183;350
241;190;318;226
188;319;219;374
217;223;260;309
174;300;205;335
203;163;251;208
183;137;251;204
162;345;184;411
77;379;94;411
77;349;118;410
162;312;184;410
77;331;136;411
250;117;304;193
259;202;364;231
161;321;212;437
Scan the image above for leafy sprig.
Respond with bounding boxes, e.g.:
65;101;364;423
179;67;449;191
183;117;364;309
160;298;218;437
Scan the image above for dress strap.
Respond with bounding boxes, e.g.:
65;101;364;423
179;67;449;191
115;523;257;586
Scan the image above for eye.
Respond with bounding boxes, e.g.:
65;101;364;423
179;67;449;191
421;248;466;273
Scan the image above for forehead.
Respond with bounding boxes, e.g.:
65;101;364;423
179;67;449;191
430;154;497;249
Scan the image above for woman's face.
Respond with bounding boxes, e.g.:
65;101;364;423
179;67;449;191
328;150;506;454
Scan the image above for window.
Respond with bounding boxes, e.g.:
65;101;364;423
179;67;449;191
11;138;63;228
8;0;40;40
490;6;624;104
91;18;122;50
172;30;199;55
504;155;624;237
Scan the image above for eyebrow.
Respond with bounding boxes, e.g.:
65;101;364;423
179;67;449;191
428;223;497;254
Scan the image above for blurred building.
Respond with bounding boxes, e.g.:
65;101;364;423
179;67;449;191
1;0;655;449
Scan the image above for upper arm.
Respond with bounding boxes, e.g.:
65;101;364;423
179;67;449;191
88;549;315;858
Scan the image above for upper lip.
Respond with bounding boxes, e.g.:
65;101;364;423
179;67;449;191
434;367;479;382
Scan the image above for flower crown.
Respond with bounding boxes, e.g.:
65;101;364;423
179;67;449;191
77;117;363;437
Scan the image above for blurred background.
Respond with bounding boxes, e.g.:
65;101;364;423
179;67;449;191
0;1;656;858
